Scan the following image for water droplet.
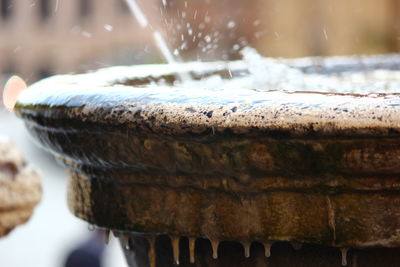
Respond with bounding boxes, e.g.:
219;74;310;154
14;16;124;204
323;28;329;40
341;248;349;266
124;234;130;250
104;229;110;244
104;24;113;31
204;35;211;43
171;236;180;265
227;20;236;29
81;31;92;38
180;42;187;50
243;242;251;258
146;235;156;267
263;242;273;258
189;237;196;264
210;239;219;259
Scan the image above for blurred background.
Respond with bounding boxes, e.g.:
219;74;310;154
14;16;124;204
1;0;400;87
0;0;400;266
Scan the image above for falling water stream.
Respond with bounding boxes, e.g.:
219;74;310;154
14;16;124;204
124;0;178;65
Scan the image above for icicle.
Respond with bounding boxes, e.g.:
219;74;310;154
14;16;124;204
146;235;156;267
104;229;110;245
291;242;302;251
171;236;180;265
124;234;130;250
113;231;120;238
189;237;196;264
210;239;219;259
88;224;95;231
341;248;349;266
263;242;273;258
243;242;251;258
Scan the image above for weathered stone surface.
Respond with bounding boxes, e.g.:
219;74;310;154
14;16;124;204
0;136;41;237
13;55;400;250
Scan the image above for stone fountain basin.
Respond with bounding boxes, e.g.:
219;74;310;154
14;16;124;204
14;55;400;250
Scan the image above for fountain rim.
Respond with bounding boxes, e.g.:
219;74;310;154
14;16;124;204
13;55;400;249
15;54;400;137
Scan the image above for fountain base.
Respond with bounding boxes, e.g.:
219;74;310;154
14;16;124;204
14;55;400;267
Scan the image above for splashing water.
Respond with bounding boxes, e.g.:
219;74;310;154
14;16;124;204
124;0;178;65
174;47;306;91
124;0;320;89
174;47;400;94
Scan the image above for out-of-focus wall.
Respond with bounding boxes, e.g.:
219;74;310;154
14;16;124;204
1;0;399;89
255;0;399;57
0;0;160;86
158;0;400;59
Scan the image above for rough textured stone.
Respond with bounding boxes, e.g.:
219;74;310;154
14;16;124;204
0;136;41;237
13;55;400;252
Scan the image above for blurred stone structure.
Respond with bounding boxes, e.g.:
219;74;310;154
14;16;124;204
166;0;400;59
0;0;159;88
255;0;400;58
0;136;41;237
